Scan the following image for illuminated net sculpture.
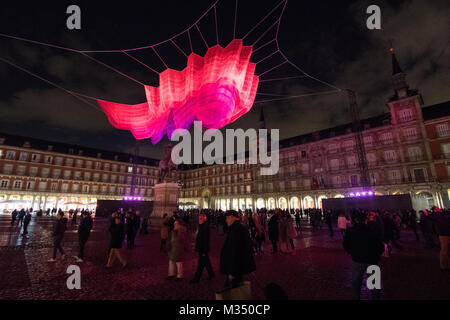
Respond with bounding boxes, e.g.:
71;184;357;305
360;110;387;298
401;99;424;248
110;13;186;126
97;40;258;144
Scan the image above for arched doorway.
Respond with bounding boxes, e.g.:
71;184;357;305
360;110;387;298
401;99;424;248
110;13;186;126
267;198;276;209
303;196;314;209
413;191;435;211
279;197;288;210
317;195;328;209
290;197;300;209
256;198;265;209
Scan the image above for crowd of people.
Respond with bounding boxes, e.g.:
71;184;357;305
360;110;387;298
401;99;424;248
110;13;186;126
7;204;450;299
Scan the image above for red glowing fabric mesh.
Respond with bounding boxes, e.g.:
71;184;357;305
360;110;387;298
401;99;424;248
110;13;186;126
97;39;259;143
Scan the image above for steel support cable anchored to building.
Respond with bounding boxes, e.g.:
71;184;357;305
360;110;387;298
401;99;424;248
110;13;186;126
0;0;341;117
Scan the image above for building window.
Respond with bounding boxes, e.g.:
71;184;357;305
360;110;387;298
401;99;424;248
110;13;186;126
343;140;355;149
65;158;74;166
399;108;414;122
82;185;89;193
72;184;80;192
0;179;9;189
3;164;13;174
41;168;50;178
55;157;63;165
13;180;22;189
384;150;397;162
363;136;373;147
16;165;26;175
350;175;358;187
388;170;402;182
61;184;69;192
64;170;72;179
45;156;53;164
436;123;450;138
127;166;133;173
26;181;35;190
50;182;58;192
31;154;41;162
380;132;394;144
29;167;38;176
6;150;16;160
52;169;61;179
403;127;418;140
19;152;28;161
408;146;423;161
301;151;307;158
413;168;426;182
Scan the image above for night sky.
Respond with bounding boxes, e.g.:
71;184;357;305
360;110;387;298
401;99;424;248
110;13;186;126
0;0;449;159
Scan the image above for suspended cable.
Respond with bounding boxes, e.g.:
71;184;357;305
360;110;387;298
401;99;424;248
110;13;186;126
122;51;159;74
254;89;341;104
80;52;145;86
214;5;219;45
242;0;286;40
195;24;209;49
152;47;169;69
257;60;287;77
170;39;188;57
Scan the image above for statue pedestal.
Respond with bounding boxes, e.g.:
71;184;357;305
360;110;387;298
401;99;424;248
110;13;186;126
151;182;179;219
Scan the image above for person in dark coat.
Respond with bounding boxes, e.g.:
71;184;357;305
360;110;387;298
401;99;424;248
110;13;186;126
75;212;93;262
11;209;18;226
268;212;279;253
220;210;256;287
48;212;67;262
71;210;78;225
17;209;26;226
434;210;450;271
106;217;127;268
22;211;32;236
190;213;215;283
324;210;334;237
343;213;384;300
125;212;137;249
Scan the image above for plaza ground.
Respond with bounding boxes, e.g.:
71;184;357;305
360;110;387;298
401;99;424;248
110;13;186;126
0;214;449;300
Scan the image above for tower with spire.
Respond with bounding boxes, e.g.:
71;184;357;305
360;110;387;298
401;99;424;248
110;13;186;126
388;42;419;102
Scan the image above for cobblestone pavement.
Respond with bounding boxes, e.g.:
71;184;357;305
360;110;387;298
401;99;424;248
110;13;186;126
0;214;449;300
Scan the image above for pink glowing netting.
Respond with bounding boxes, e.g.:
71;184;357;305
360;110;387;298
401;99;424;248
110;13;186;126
97;39;258;143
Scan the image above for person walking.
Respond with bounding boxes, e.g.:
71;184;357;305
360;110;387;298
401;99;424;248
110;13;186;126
74;212;93;262
286;214;297;255
22;210;32;236
325;210;334;237
17;209;26;227
434;210;450;271
160;214;170;252
125;211;137;249
106;216;127;268
190;213;215;283
268;212;279;254
338;213;348;236
220;210;256;288
343;213;384;300
295;210;301;230
48;212;68;262
11;209;18;226
167;219;187;281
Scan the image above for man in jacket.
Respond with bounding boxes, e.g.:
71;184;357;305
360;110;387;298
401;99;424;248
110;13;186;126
190;213;215;283
106;216;127;268
220;210;256;287
75;212;93;262
22;210;32;236
48;212;67;262
343;213;384;300
268;212;279;253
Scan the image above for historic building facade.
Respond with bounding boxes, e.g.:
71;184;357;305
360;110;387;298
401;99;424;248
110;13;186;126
177;50;450;211
0;137;161;212
1;49;449;213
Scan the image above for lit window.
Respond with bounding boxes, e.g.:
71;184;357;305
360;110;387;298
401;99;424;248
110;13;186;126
436;123;450;138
